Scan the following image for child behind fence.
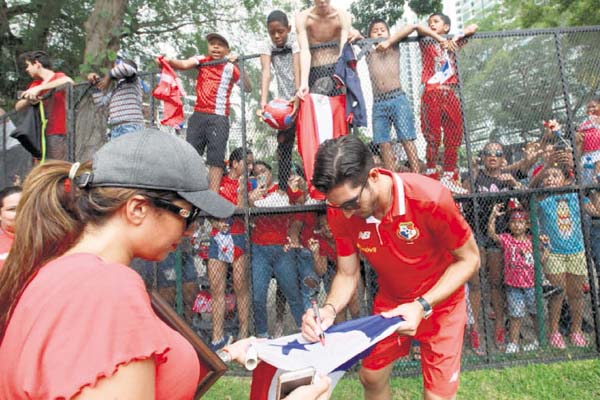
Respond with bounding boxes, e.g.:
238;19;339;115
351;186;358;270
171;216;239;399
488;202;545;353
419;13;477;193
531;165;591;349
257;10;300;192
364;19;448;173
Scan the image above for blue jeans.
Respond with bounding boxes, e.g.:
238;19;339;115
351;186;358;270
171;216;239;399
290;248;320;310
251;244;304;335
110;123;144;139
372;93;416;144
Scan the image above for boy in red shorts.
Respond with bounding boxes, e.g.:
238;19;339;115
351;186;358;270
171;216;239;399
302;136;480;400
419;13;477;194
162;33;252;192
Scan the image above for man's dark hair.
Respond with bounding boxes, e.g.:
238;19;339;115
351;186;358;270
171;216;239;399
229;147;252;165
254;160;272;171
367;18;389;36
0;186;22;208
18;51;51;69
429;13;451;30
267;10;289;27
312;136;374;194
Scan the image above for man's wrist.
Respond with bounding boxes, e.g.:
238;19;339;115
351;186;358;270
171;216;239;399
323;302;337;319
415;297;433;319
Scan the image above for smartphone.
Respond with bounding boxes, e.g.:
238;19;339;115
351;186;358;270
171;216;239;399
276;367;316;400
554;141;568;151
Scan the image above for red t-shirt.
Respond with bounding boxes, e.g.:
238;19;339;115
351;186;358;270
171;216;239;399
194;56;240;116
419;43;459;86
251;184;293;245
329;170;472;305
215;174;251;235
0;253;199;400
0;228;14;271
27;72;67;135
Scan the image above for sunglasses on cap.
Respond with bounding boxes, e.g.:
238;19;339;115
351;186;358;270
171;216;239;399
483;149;503;157
150;198;200;229
326;176;368;211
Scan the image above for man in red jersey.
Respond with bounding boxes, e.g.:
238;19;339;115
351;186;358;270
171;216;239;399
301;135;479;400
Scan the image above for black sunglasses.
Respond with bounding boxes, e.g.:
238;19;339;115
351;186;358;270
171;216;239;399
150;198;200;229
326;176;369;211
483;149;503;157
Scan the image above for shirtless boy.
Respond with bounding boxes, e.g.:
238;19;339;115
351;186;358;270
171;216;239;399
295;0;356;98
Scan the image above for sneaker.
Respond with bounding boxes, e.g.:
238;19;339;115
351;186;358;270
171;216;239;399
522;340;539;352
569;332;588;347
505;342;519;354
549;332;566;349
440;172;468;194
543;284;563;298
470;329;485;355
209;335;233;351
495;327;506;348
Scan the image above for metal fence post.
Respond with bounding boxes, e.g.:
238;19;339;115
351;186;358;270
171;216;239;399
529;198;547;346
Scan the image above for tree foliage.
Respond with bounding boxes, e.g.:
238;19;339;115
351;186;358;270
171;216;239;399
350;0;441;35
477;0;600;31
0;0;267;108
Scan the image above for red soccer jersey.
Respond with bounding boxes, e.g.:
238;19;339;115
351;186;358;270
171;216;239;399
27;72;67;135
328;170;472;305
251;184;293;245
419;43;458;86
215;175;251;235
194;56;240;116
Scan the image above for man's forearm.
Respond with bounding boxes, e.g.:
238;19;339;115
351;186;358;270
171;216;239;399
421;236;479;308
325;255;360;313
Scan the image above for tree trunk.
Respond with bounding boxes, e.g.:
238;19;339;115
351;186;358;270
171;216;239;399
75;0;127;161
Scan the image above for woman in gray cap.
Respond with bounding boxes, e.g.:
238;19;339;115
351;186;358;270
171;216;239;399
0;129;330;399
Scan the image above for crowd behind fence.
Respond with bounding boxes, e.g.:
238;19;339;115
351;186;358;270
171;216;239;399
1;26;600;377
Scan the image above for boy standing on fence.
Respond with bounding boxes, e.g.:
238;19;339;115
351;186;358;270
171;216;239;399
419;14;477;193
365;18;448;173
87;57;144;140
15;51;73;160
162;34;252;192
257;10;300;191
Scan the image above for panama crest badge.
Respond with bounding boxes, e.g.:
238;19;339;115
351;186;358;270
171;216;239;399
397;222;419;241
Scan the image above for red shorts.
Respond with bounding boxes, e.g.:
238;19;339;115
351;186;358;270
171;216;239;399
362;295;467;397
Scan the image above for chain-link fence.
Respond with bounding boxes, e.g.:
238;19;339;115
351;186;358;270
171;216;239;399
2;26;600;378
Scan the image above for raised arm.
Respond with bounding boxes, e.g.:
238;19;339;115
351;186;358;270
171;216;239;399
295;10;311;99
16;75;74;111
338;9;352;54
163;57;198;70
376;24;417;52
487;203;503;243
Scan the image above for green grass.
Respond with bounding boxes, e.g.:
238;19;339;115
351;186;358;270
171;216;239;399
203;359;600;399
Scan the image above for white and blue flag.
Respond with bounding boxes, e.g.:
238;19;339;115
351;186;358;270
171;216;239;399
250;315;404;399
